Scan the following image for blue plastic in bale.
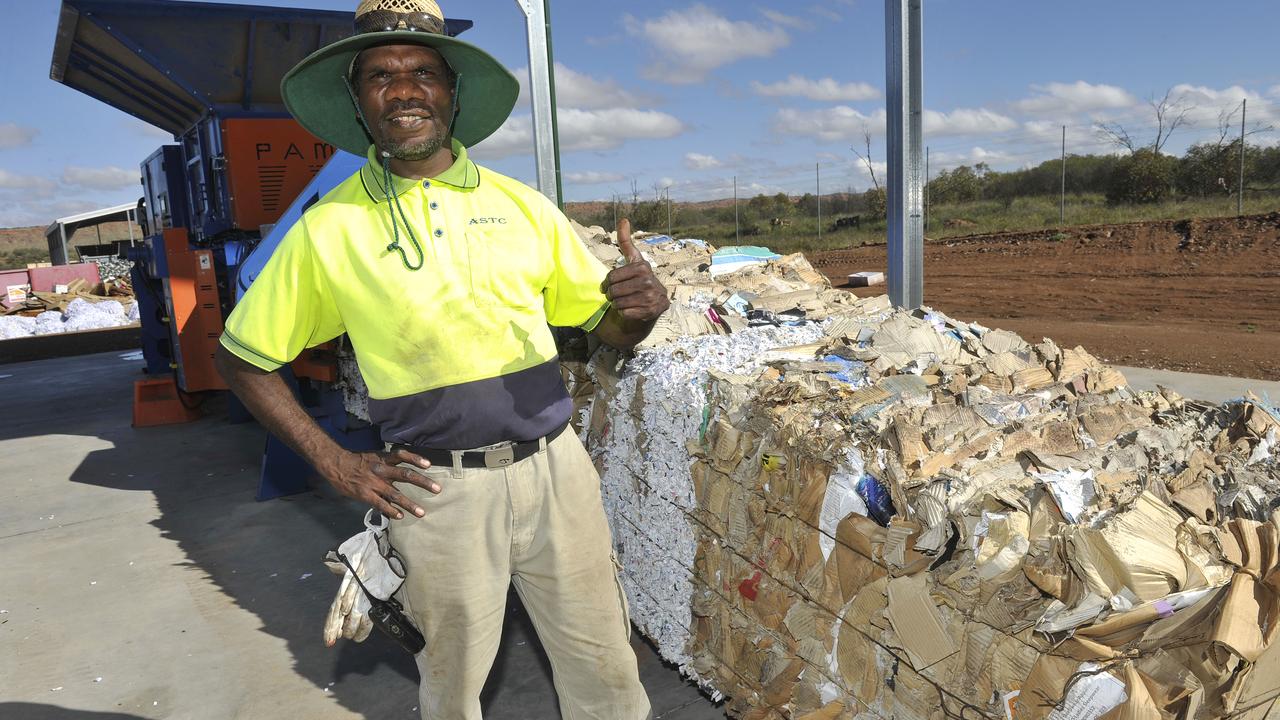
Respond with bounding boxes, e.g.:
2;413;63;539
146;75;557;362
856;473;896;526
821;354;867;386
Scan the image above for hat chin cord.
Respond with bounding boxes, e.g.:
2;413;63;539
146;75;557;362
342;73;463;272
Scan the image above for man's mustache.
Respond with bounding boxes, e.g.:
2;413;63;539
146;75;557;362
381;102;433;122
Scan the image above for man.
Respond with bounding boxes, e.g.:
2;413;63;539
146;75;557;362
215;1;666;717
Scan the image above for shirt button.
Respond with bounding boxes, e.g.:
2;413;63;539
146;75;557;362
422;180;431;189
429;201;439;210
434;228;444;237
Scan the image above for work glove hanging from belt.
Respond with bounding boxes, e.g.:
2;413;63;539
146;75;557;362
322;510;406;646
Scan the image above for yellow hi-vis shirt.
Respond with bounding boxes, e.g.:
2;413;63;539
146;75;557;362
220;141;610;448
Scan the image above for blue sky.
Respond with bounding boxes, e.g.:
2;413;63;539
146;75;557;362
2;0;1279;227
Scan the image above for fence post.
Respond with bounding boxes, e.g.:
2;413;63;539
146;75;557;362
734;176;740;243
1060;125;1066;225
1239;99;1247;216
816;162;822;242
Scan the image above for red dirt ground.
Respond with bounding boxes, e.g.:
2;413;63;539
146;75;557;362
806;212;1280;381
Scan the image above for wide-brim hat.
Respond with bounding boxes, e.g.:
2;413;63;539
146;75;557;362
281;0;519;155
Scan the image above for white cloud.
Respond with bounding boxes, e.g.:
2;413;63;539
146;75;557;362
1022;120;1066;143
625;5;790;84
471;118;529;158
1269;85;1280;98
564;171;625;185
760;9;813;31
516;63;651;110
0;196;100;228
809;5;843;22
1168;84;1276;124
61;166;139;191
558;109;685;151
1014;81;1137;115
774;105;1015;141
924;108;1018;136
473;120;534;160
1171;83;1251;107
928;146;1012;171
0;168;57;195
0;123;38;150
752;75;879;102
684;152;722;170
0;169;31;189
773;106;884;141
847;158;886;188
473;108;686;160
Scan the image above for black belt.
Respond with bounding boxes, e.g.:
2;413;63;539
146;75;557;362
392;422;568;469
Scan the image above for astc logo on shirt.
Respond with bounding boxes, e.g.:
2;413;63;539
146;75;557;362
468;217;508;225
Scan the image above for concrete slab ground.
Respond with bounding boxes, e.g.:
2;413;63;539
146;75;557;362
0;351;723;720
1117;366;1280;405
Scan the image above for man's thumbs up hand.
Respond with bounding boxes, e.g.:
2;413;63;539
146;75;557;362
616;218;643;265
602;217;669;323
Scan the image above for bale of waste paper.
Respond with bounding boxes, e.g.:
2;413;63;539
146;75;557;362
568;222;1280;720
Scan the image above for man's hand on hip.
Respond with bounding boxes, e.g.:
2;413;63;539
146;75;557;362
321;448;440;520
603;218;670;322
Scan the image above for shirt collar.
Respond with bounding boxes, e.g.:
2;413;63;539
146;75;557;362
360;138;479;202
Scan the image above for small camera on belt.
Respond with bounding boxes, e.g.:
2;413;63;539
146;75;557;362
366;594;425;655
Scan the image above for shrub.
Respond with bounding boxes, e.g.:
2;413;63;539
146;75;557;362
1106;149;1176;205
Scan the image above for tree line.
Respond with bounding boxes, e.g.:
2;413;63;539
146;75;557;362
597;140;1280;236
927;141;1280;208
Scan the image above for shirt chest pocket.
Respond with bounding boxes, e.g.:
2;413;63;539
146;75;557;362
466;226;547;309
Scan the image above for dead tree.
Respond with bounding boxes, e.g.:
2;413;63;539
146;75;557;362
1096;88;1194;154
1211;101;1273;147
850;130;881;190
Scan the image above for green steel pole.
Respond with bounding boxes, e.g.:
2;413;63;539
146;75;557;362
543;0;564;209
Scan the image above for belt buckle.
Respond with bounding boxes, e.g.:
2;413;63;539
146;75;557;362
484;445;515;468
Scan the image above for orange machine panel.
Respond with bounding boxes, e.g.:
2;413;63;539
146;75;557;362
163;228;226;392
292;343;339;384
221;118;335;231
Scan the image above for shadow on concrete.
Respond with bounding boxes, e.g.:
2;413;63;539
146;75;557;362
0;705;151;720
68;418;558;717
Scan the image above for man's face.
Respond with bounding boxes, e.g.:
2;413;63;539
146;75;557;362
354;44;455;162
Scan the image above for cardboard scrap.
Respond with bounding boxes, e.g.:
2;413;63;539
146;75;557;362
1045;662;1128;720
885;574;960;670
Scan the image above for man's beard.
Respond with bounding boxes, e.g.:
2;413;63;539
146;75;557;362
379;128;448;162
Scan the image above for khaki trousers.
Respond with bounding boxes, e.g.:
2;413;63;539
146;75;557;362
390;429;651;720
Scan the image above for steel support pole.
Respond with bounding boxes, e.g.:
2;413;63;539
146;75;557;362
884;0;923;309
516;0;562;207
